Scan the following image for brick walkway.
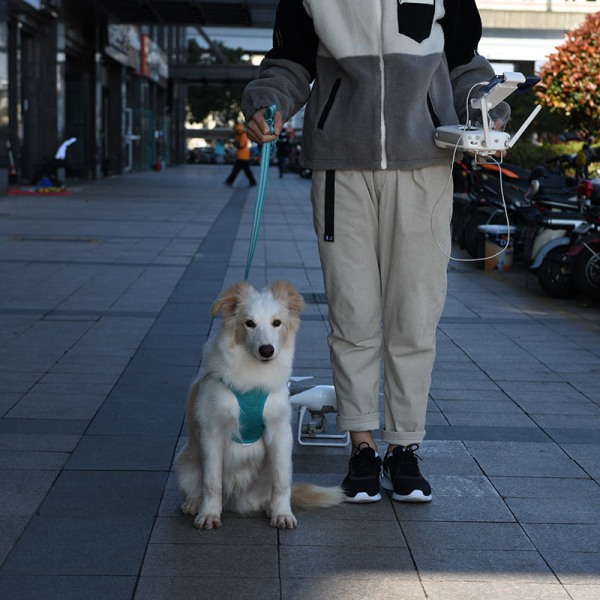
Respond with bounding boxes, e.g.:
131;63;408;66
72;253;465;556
0;165;599;599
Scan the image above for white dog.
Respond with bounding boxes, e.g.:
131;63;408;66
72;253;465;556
176;280;344;529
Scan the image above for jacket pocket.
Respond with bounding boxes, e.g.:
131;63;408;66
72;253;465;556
317;78;342;130
397;0;435;44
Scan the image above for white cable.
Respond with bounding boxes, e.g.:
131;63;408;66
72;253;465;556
431;147;511;263
431;82;512;263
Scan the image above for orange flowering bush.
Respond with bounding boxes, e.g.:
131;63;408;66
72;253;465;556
537;11;599;134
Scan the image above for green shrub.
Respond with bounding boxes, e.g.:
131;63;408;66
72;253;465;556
507;142;583;170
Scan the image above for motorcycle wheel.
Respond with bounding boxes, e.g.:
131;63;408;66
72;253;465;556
462;210;506;258
536;245;578;298
572;241;600;301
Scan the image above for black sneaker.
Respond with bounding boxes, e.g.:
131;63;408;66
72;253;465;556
381;444;432;502
341;442;382;503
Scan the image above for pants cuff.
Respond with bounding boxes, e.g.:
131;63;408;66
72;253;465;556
381;429;426;446
336;413;380;433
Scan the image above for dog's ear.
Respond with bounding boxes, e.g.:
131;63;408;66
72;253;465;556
211;281;251;318
270;280;304;315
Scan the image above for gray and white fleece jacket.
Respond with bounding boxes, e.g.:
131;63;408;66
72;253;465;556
242;0;510;171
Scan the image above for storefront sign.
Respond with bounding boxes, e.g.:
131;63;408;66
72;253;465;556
141;34;168;88
106;25;141;72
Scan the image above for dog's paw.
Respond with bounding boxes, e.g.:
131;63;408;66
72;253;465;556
194;513;222;530
180;498;200;515
270;513;297;529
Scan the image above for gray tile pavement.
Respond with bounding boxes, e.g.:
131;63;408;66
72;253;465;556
0;165;599;599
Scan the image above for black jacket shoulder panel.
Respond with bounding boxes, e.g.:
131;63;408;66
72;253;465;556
441;0;483;72
264;0;318;79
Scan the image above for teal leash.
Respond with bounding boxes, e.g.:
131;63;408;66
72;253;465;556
245;104;277;281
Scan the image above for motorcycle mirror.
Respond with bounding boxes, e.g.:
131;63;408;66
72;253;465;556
527;180;540;199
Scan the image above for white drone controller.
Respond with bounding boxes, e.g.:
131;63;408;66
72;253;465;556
434;71;542;157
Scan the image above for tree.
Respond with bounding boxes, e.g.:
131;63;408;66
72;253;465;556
186;39;250;126
536;11;600;136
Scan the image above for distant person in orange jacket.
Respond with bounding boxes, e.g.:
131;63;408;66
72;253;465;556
225;123;257;187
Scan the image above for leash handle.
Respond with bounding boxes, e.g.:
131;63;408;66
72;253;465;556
244;104;277;281
263;104;276;135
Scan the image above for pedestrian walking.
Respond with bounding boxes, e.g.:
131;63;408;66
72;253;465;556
225;123;256;187
276;127;291;177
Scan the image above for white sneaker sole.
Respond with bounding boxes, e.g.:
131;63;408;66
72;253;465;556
381;475;432;503
344;491;382;503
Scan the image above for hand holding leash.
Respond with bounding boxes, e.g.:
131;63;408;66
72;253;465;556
247;105;283;144
245;104;278;281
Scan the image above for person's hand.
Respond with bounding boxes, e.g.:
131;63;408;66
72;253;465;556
492;119;506;159
246;108;283;144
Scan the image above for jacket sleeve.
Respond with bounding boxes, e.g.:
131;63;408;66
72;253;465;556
441;0;510;126
241;0;318;123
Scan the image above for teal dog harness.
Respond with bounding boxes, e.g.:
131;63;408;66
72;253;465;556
227;385;269;445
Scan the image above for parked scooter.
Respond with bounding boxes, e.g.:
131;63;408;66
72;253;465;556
528;178;600;298
564;179;600;301
452;159;531;258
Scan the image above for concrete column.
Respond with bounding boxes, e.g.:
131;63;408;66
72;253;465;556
0;1;8;194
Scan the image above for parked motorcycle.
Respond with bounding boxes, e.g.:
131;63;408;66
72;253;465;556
565;179;600;301
452;159;531;258
529;178;600;299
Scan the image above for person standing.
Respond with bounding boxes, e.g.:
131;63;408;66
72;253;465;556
242;1;510;503
225;123;256;187
276;127;291;177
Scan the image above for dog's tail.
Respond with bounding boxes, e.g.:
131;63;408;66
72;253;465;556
291;483;345;509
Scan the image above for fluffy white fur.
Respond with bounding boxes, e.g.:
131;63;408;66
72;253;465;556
176;280;344;529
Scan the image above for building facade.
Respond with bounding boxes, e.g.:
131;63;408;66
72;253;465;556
0;0;598;195
0;0;187;194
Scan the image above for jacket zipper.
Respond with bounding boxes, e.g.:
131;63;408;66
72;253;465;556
317;78;342;130
378;0;387;169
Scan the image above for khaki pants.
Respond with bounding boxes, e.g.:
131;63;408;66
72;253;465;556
310;167;452;446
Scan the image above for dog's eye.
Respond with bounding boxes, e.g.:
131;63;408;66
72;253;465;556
272;319;281;327
245;320;256;328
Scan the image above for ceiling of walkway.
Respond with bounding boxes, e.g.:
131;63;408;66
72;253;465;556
96;0;278;28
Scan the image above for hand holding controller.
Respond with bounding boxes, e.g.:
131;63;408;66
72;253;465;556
434;72;541;157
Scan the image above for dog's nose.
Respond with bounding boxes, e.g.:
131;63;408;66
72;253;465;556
259;345;274;359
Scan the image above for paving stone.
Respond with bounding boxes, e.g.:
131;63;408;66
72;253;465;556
6;392;106;420
564;584;600;600
422;581;571;600
149;515;277;545
523;524;600;552
428;425;550;443
542;551;600;584
560;444;600;477
490;476;600;499
413;548;556;583
64;435;177;471
0;517;29;564
134;576;281;600
505;496;600;524
279;545;417;580
87;398;184;436
0;450;69;470
281;577;427;600
279;515;406;548
141;543;278;578
402;521;534;551
39;471;167;516
1;515;154;575
0;575;135;600
0;433;80;452
463;442;588;478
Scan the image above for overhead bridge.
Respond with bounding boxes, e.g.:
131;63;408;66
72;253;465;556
96;0;278;28
170;63;259;84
